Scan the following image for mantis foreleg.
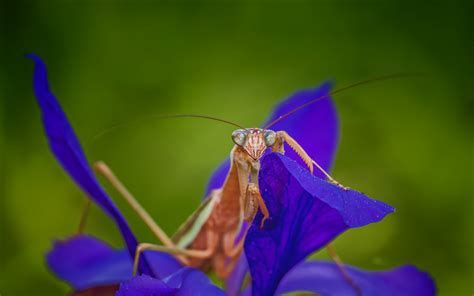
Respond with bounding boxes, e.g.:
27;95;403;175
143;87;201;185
233;149;270;227
275;131;346;188
234;149;251;212
246;183;269;228
274;131;313;173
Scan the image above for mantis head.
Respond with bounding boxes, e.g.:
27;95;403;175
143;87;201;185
231;128;277;160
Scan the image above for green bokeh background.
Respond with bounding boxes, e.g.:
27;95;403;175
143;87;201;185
1;1;472;295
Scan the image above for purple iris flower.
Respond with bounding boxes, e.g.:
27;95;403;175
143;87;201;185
28;54;435;295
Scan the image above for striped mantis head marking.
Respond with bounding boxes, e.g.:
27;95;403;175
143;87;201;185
232;128;276;160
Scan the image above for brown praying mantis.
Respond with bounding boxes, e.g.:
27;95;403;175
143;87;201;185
95;127;340;279
79;74;414;285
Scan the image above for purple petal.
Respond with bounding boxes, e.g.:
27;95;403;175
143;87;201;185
145;251;183;280
46;235;133;290
26;54;152;275
245;153;394;295
117;268;226;296
164;268;226;296
225;254;249;296
47;235;182;291
277;260;436;296
205;82;338;194
116;275;176;296
262;81;338;179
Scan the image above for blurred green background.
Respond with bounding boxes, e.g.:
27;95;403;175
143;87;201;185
1;1;472;295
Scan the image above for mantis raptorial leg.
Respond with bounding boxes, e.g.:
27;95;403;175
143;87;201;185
235;151;269;228
246;183;269;228
276;131;346;188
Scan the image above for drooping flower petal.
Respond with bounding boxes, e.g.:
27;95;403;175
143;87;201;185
245;153;394;295
276;260;436;296
46;235;182;291
46;235;134;290
26;53;152;275
205;82;338;194
117;268;226;296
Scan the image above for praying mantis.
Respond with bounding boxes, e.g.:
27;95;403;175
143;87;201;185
84;74;412;285
95;126;339;278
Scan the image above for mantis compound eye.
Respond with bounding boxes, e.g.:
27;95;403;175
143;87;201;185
232;129;247;146
264;130;276;146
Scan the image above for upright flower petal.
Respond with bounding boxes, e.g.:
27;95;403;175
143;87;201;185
276;260;436;296
245;153;394;295
262;81;338;178
206;82;338;194
27;54;152;275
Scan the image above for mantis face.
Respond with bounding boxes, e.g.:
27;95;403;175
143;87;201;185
231;128;277;160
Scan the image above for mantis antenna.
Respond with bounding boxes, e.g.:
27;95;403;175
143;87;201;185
264;73;423;129
89;113;245;145
152;114;246;129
